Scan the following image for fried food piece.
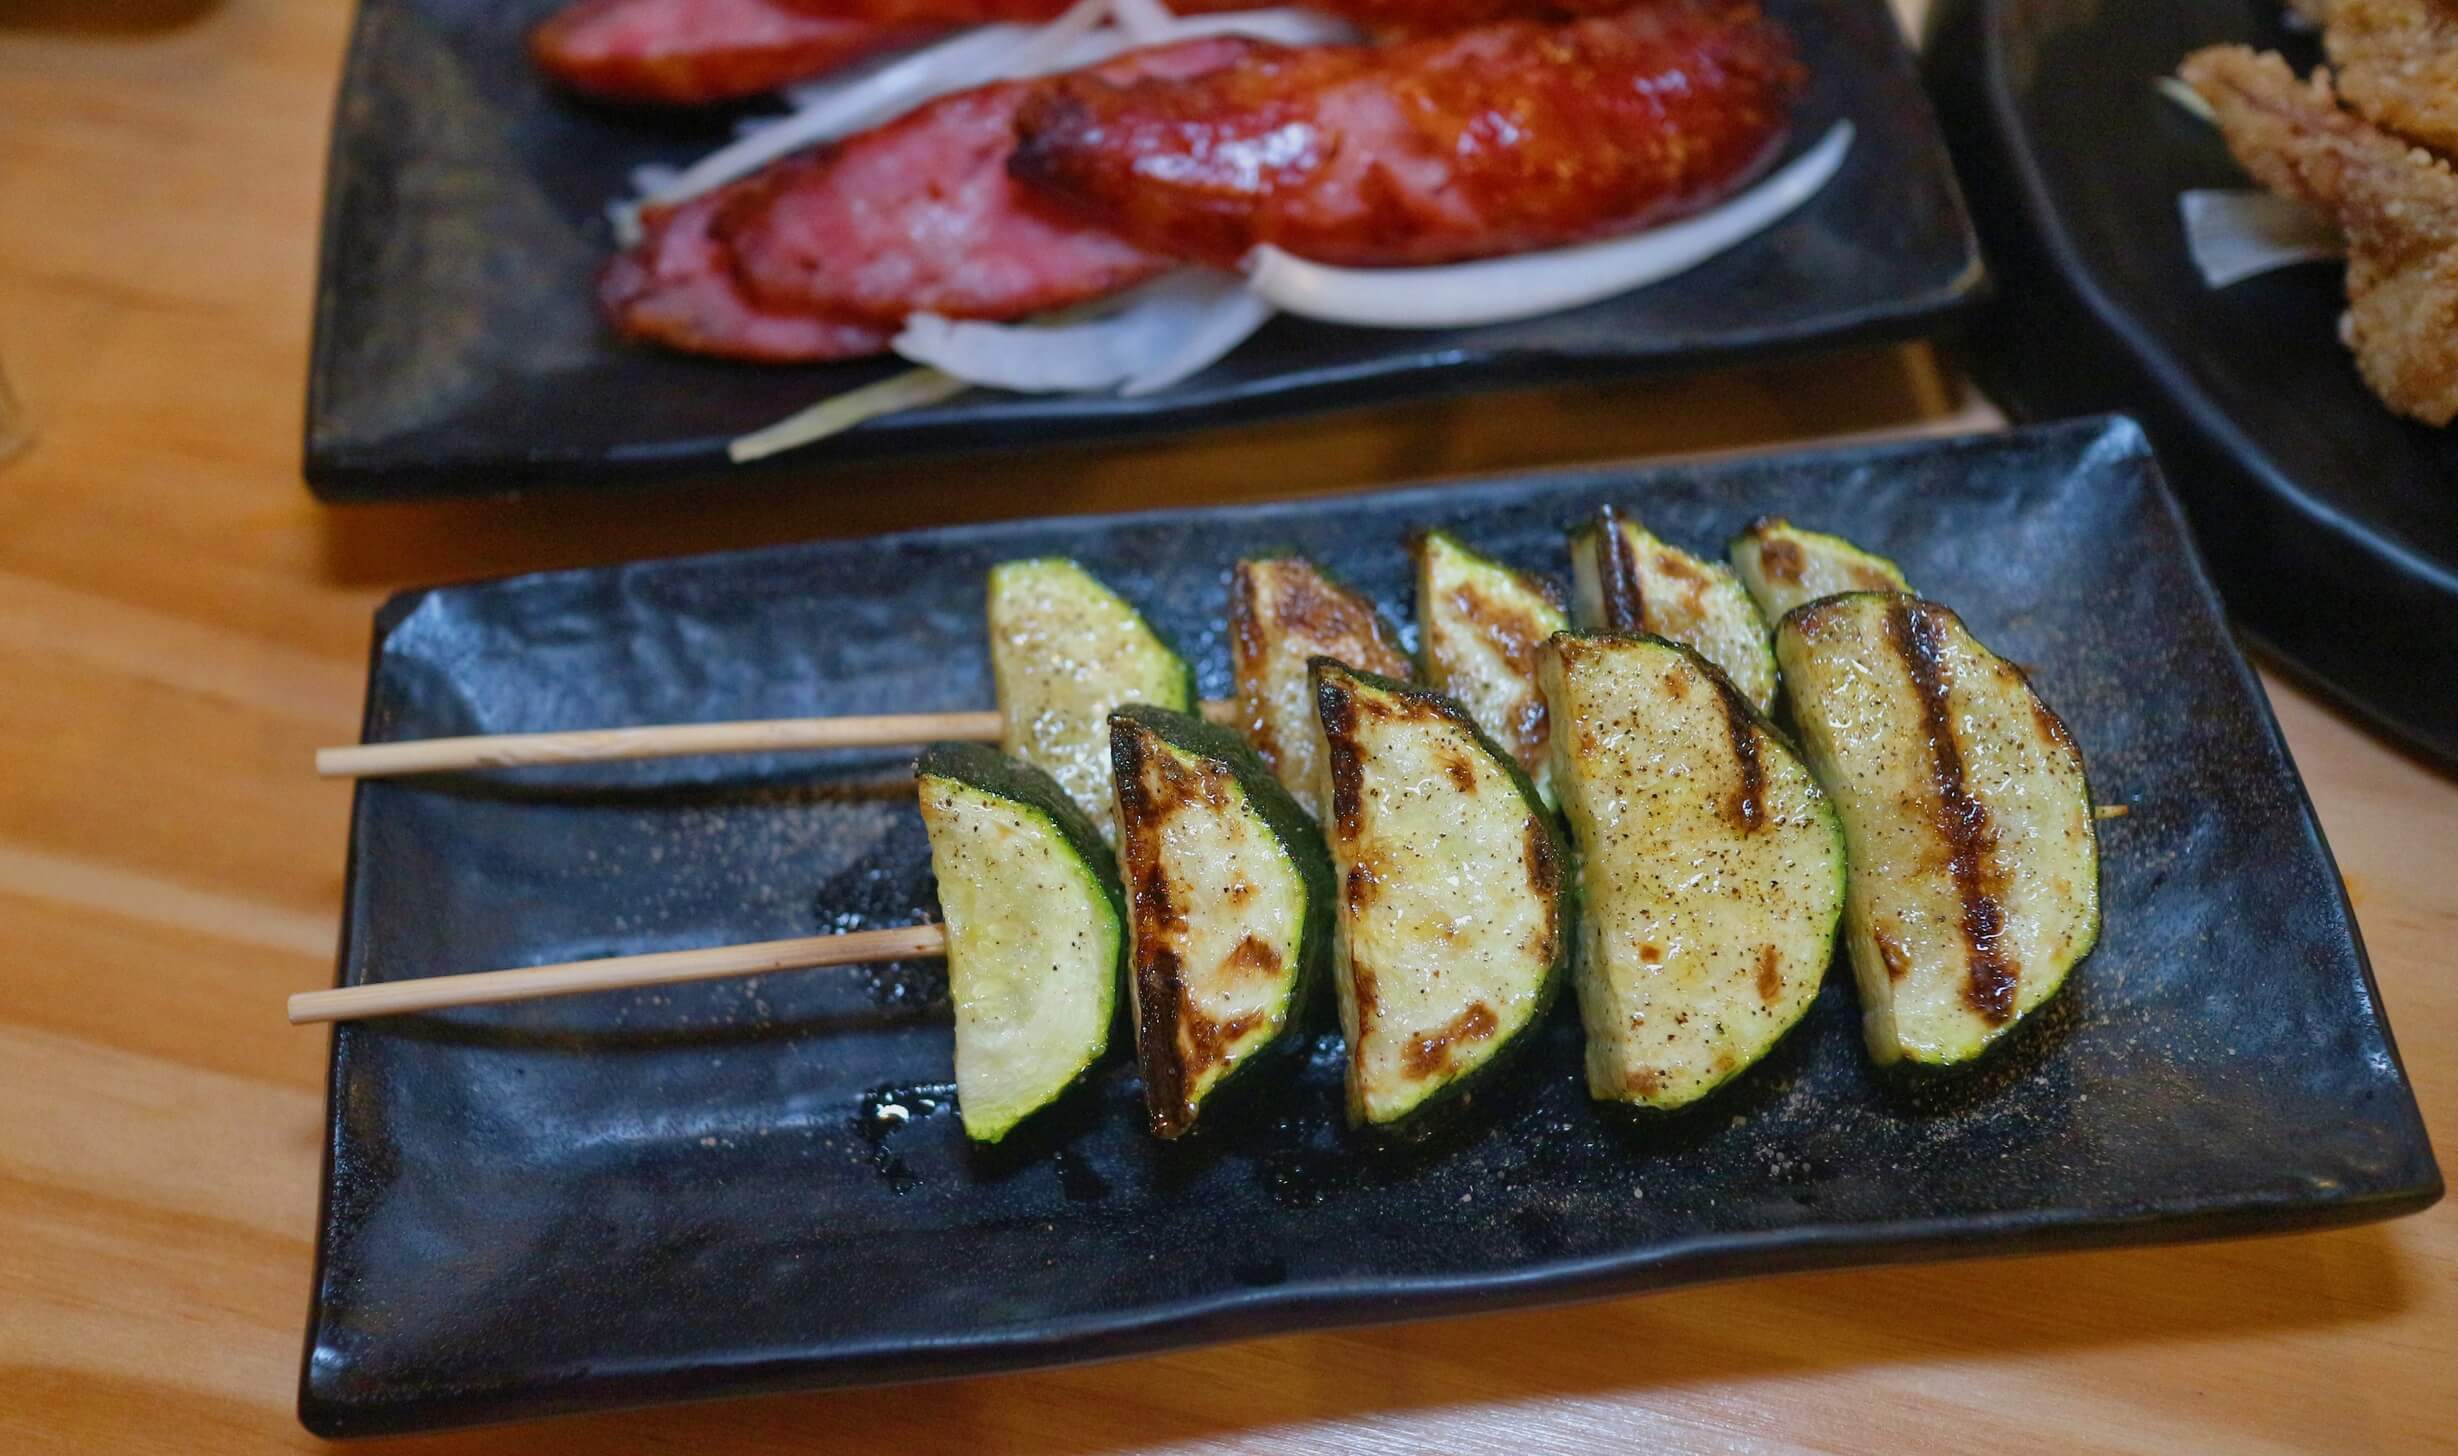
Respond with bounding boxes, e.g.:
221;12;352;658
2183;46;2458;425
2325;0;2458;156
532;0;937;106
1008;0;1802;269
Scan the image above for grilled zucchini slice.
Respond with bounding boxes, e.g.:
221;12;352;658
1312;660;1569;1130
1728;515;1911;623
916;742;1124;1143
1568;508;1779;712
1540;632;1844;1110
1774;594;2100;1067
1230;556;1412;819
988;558;1195;835
1413;529;1569;806
1110;706;1333;1138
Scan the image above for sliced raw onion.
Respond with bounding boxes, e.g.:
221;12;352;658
634;3;1351;215
646;0;1111;210
1243;121;1854;329
1109;0;1180;43
2155;75;2216;126
891;271;1270;393
2181;188;2342;287
727;367;967;462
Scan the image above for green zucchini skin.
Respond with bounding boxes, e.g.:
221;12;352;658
1540;630;1844;1112
986;557;1198;835
1726;516;1913;625
914;741;1126;1144
1310;659;1573;1135
1411;528;1570;808
1773;593;2101;1070
1109;704;1334;1138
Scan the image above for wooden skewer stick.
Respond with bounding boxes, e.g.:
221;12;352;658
286;922;949;1025
316;699;1241;780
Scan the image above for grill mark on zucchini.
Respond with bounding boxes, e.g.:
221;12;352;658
1448;583;1554;769
1887;601;2020;1025
1755;945;1783;1003
1401;1002;1498;1079
1709;671;1767;834
1229;571;1279;773
1593;506;1646;630
1322;677;1364;840
1758;535;1806;584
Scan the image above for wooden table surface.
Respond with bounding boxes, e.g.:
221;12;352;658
1;0;2450;1450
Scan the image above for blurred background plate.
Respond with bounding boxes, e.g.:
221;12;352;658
1926;0;2458;768
304;0;1980;500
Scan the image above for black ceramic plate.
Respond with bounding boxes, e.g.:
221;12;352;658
1925;0;2458;767
301;416;2438;1437
304;0;1980;501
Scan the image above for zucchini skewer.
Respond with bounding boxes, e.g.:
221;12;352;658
1111;707;1333;1138
913;743;1127;1141
1313;661;1570;1131
1775;594;2100;1067
987;557;1198;834
1230;556;1414;820
1540;632;1844;1110
1727;516;1911;624
1412;530;1570;807
318;557;1223;782
1568;507;1780;713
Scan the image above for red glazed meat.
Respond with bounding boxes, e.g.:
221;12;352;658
713;37;1249;323
1008;0;1804;267
769;0;1687;32
532;0;939;106
600;188;894;361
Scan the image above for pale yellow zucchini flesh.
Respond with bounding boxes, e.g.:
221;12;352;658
1110;709;1324;1138
1728;515;1912;623
1230;556;1411;820
986;558;1193;837
916;749;1123;1143
1775;594;2100;1067
1540;632;1844;1110
1413;530;1568;806
1313;662;1567;1129
1567;509;1779;713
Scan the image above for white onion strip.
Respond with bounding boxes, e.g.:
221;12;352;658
891;271;1268;393
2180;188;2342;288
645;0;1112;211
727;367;966;462
1243;121;1855;329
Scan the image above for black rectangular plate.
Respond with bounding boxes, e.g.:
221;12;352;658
303;417;2439;1437
304;0;1980;500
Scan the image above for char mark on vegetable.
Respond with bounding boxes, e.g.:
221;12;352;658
1887;601;2019;1024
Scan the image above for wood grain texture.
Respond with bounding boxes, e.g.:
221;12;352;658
0;0;2449;1450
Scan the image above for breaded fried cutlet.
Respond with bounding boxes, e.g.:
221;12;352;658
2326;0;2458;156
2182;46;2458;426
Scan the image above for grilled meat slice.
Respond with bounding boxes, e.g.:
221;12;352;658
600;187;893;361
533;0;937;106
1009;0;1803;268
712;37;1250;324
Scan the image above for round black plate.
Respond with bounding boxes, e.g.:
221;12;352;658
1925;0;2458;769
